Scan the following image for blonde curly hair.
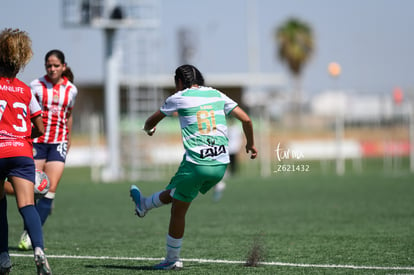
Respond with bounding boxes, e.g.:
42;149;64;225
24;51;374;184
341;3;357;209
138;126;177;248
0;28;33;78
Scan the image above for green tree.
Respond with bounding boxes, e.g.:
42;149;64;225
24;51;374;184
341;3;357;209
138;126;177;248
275;17;314;121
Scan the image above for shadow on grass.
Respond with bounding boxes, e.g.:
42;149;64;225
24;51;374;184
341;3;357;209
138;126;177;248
9;246;28;253
85;264;155;271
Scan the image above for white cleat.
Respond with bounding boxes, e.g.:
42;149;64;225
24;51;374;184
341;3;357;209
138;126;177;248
34;247;52;275
18;230;32;251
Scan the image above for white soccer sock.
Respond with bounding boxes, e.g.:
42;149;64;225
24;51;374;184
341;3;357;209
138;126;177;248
144;191;164;210
166;234;182;262
44;192;55;199
214;181;226;192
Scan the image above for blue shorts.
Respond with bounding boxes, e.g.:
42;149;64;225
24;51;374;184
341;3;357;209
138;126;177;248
33;143;67;163
0;157;36;183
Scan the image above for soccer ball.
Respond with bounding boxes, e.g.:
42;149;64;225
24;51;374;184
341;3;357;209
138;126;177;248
34;169;50;197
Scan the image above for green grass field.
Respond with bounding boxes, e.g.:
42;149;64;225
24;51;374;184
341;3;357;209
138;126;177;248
6;158;414;274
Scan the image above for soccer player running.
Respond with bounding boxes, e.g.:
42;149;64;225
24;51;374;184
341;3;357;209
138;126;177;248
15;49;78;250
0;28;52;275
130;64;258;270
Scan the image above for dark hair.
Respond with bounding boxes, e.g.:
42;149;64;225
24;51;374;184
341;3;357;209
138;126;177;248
45;49;74;82
174;64;204;89
45;49;65;64
64;66;74;83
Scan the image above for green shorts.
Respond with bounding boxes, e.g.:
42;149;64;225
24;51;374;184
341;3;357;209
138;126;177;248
166;160;228;202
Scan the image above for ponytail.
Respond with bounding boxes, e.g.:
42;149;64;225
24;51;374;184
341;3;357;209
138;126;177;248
63;66;74;83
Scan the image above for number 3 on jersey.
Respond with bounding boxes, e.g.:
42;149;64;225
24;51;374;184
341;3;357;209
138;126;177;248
0;100;6;121
197;110;217;134
0;99;28;132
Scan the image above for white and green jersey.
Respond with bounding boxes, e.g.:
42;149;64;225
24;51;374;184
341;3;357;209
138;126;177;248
160;86;238;165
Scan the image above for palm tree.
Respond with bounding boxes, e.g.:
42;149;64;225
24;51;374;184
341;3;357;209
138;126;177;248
275;17;314;121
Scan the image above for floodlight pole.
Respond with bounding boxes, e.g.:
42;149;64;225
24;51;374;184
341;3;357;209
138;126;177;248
328;62;344;176
335;111;345;175
103;28;121;181
62;0;161;181
246;0;271;177
409;103;414;172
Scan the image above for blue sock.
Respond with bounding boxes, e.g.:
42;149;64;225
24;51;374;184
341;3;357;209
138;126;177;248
0;196;8;252
19;205;43;249
36;197;53;225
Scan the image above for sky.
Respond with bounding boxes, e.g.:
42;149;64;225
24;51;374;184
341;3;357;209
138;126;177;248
2;0;414;97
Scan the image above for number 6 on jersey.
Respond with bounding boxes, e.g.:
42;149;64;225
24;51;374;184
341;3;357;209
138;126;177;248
197;110;217;134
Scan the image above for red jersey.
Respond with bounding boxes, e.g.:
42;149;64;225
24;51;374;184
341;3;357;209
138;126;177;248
0;77;42;158
31;75;78;144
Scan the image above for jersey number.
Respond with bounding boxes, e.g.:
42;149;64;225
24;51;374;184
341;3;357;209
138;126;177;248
0;100;28;132
197;110;216;134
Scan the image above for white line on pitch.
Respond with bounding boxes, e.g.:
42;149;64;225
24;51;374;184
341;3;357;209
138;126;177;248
10;253;414;271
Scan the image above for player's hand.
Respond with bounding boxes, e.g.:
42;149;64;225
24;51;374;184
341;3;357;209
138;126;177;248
143;127;156;136
246;145;258;159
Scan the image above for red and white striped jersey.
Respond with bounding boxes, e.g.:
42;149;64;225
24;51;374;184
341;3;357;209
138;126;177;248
0;77;42;158
31;75;78;144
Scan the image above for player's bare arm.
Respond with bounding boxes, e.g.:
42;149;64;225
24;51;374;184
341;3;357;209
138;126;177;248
230;106;258;159
67;110;73;150
31;115;45;139
143;110;166;136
